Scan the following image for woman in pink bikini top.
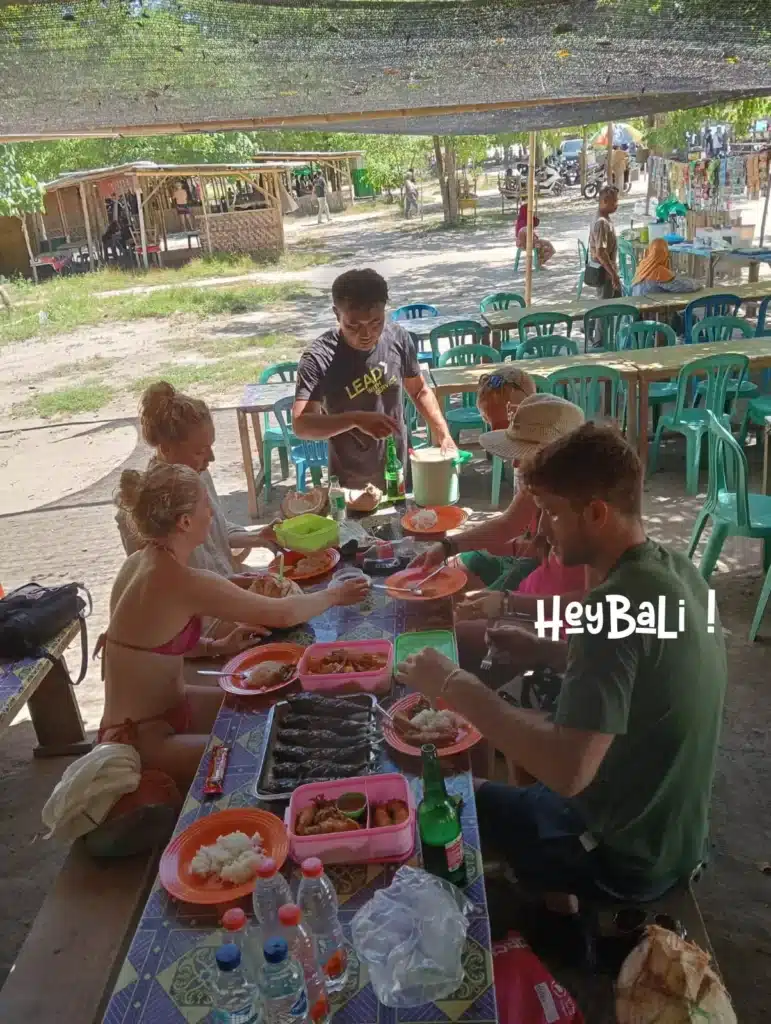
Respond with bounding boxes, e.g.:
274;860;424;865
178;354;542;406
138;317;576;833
101;462;368;790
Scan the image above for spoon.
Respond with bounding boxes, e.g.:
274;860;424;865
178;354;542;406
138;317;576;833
197;669;247;679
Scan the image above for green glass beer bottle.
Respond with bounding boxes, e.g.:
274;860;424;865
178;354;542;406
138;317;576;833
418;743;466;886
384;435;405;502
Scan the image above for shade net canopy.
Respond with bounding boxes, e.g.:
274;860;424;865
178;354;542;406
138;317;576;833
1;0;770;140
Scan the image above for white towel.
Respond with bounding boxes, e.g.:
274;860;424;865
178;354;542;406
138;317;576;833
41;743;142;841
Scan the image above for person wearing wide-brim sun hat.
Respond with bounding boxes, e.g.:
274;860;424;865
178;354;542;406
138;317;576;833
454;394;591;685
448;392;585;594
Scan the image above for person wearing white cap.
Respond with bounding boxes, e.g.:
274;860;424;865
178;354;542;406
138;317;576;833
397;423;726;928
411;393;586;597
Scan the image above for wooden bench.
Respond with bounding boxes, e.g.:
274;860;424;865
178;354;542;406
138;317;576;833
0;841;158;1023
0;620;91;758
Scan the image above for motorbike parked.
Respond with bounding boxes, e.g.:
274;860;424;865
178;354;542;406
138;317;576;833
516;161;565;197
581;163;632;199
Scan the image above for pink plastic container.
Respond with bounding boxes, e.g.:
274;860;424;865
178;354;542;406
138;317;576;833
285;773;415;865
297;639;393;695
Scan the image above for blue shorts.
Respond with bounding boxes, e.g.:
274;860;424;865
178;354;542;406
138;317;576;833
475;782;677;903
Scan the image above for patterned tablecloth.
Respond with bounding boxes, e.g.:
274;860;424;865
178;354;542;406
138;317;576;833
104;590;499;1024
0;619;80;734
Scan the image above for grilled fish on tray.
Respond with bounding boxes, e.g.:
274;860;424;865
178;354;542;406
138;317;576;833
255;692;381;800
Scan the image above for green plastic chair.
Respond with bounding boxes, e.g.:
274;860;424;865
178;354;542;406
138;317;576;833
516;336;579;359
480;292;526;352
617;238;637;297
438;344;501;443
544;364;627;423
480;292;525;315
690;315;758;402
258;361;299;497
583;303;641;353
576;239;588;299
623;321;679;430
648;353;749;495
429;319;487;366
514;246;539;273
403;391;429;450
687;411;771;638
517;311;573;344
738;394;771;447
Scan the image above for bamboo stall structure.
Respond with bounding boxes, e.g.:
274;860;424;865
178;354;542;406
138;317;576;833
33;161;293;274
251;150;363;211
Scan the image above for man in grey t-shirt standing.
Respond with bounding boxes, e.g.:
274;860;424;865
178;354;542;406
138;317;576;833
293;268;456;489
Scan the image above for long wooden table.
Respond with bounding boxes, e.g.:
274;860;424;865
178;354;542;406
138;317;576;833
430;336;771;472
431;352;641;446
480;282;771;335
103;582;499;1024
631;336;771;472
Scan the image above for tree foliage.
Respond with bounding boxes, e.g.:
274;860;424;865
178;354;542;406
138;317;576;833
0;147;45;219
645;99;771;152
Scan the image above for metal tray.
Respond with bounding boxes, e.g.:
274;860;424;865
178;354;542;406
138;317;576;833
253;693;380;802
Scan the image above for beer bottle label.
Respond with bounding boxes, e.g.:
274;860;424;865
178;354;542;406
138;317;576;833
445;835;464;872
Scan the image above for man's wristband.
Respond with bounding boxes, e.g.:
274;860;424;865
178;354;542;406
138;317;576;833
440;537;457;559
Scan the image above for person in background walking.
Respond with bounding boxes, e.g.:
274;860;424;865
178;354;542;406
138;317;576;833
404;169;419;219
314;171;331;224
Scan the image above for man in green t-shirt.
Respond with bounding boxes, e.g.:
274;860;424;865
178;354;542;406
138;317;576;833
396;423;727;902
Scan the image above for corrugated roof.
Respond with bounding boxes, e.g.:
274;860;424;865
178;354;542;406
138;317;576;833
1;1;769;138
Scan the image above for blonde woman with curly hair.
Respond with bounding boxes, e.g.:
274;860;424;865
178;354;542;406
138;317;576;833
118;381;275;578
99;462;367;788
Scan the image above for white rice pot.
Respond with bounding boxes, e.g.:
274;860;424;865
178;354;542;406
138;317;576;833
410;447;460;507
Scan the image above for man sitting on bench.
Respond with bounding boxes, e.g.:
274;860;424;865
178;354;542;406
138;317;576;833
397;424;726;913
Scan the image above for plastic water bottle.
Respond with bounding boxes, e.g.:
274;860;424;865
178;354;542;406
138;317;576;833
259;937;309;1022
252;858;293;941
296;858;348;993
210;942;261;1024
278;904;330;1024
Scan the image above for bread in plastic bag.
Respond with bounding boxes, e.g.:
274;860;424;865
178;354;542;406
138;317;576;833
351;866;472;1007
616;924;737;1024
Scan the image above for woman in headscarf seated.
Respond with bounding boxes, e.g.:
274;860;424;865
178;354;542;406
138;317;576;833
631;238;701;297
515;204;555;266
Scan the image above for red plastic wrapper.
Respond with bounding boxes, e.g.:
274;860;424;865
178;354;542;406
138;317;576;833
203;744;229;797
493;932;584;1024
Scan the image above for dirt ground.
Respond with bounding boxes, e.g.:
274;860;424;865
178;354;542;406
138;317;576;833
1;185;770;1019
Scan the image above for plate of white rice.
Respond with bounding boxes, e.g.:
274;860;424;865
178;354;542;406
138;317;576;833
160;807;289;903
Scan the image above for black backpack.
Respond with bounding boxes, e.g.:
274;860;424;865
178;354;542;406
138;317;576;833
0;583;91;684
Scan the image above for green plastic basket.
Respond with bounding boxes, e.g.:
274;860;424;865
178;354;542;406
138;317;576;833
274;514;339;554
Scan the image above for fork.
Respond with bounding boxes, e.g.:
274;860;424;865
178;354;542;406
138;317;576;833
371;582;423;596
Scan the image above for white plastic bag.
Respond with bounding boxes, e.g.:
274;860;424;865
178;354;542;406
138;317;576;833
351;866;472;1007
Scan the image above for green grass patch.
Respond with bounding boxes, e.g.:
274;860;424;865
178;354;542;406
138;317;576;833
12;383;115;419
0;279;310;348
167;331;302;359
39;355;121;382
129;356;268;396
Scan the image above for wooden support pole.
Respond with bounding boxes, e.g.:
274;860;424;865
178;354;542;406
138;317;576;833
580;125;588;193
197;177;213;254
606;122;614;185
525;131;537;306
55;190;70;241
21;215;38;283
133;176;149;270
760;165;770;247
78;183;95;271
